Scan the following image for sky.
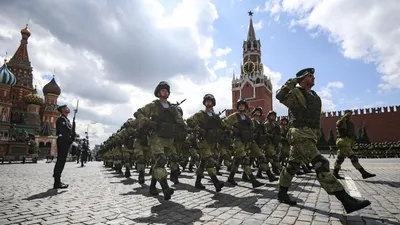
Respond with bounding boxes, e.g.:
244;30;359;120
0;0;399;147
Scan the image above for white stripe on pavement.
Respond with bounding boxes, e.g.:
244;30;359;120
345;176;362;197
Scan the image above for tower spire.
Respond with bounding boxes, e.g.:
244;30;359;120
247;11;256;42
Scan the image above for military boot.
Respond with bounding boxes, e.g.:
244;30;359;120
227;171;237;185
188;163;194;172
334;190;371;213
242;172;250;181
248;173;264;188
195;176;205;189
138;171;145;184
53;177;69;189
210;175;224;192
333;168;345;179
272;167;281;175
216;166;222;176
125;168;131;178
149;167;153;176
302;165;311;174
358;168;376;179
149;176;159;196
278;186;296;205
170;170;180;184
266;170;279;182
159;179;174;200
256;169;265;179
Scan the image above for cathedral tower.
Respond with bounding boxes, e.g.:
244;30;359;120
227;11;273;119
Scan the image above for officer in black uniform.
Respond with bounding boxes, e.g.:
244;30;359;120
53;104;77;189
81;139;89;167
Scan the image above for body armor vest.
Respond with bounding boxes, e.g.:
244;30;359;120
233;113;253;142
280;126;289;144
253;119;267;146
288;88;322;129
337;119;356;140
153;100;177;138
199;111;223;143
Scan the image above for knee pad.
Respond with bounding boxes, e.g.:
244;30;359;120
336;156;345;165
286;161;301;175
154;154;167;168
311;155;330;173
136;155;146;164
205;157;217;168
349;155;359;163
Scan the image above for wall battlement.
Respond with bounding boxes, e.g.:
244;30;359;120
321;105;400;118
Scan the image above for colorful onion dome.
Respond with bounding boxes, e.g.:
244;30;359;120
0;59;17;86
24;85;44;105
43;75;61;95
21;24;31;36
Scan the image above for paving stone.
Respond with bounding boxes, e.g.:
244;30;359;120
0;158;398;225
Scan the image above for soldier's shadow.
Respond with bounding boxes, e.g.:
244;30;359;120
205;192;263;213
23;189;67;201
130;198;203;225
120;184;160;197
362;180;400;188
109;178;138;185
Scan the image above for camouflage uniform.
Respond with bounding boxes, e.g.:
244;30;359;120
222;99;263;188
264;111;283;174
275;68;371;214
279;118;290;166
250;106;278;182
333;110;376;179
134;81;188;200
186;94;225;192
170;106;188;184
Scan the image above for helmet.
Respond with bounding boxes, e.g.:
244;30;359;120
251;106;263;117
280;117;289;124
154;81;170;97
236;98;249;110
266;110;277;119
203;94;216;107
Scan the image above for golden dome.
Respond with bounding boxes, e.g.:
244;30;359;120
21;24;31;36
24;85;44;105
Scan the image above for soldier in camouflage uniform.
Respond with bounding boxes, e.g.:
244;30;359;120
275;67;371;213
216;129;233;174
171;105;188;184
264;111;283;174
333;110;376;179
222;98;264;188
186;94;225;191
134;81;188;200
279;118;290;166
250;106;278;182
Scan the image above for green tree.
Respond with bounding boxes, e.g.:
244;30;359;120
327;128;336;146
318;128;327;147
357;127;363;143
361;126;371;144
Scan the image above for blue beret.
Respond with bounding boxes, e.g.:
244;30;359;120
57;104;67;112
296;68;315;78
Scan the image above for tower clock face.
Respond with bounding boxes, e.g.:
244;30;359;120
243;62;255;74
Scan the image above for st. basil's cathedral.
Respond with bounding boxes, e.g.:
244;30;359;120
0;24;62;161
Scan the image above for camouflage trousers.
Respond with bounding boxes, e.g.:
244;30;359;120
150;135;177;180
264;143;282;170
231;140;252;175
121;147;134;169
334;137;362;170
250;143;270;171
197;140;217;176
214;145;232;168
279;127;344;194
134;138;151;172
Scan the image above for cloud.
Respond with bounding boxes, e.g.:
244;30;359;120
0;0;220;146
214;47;232;57
254;20;263;31
213;60;228;70
318;81;344;111
260;0;400;91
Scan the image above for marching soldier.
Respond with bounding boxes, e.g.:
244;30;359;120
53;104;78;189
264;111;283;174
276;68;371;213
279;118;290;166
222;98;264;188
134;81;188;200
186;94;225;192
333;110;376;179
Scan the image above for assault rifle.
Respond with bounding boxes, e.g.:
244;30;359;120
70;100;79;155
218;109;226;116
172;98;187;106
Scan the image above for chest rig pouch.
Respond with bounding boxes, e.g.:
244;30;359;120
234;113;253;143
152;101;177;139
199;112;224;143
289;88;322;129
253;120;266;146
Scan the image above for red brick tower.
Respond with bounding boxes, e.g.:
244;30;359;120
41;74;61;134
226;11;273;119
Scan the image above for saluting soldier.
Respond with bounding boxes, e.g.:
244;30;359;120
53;104;78;189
